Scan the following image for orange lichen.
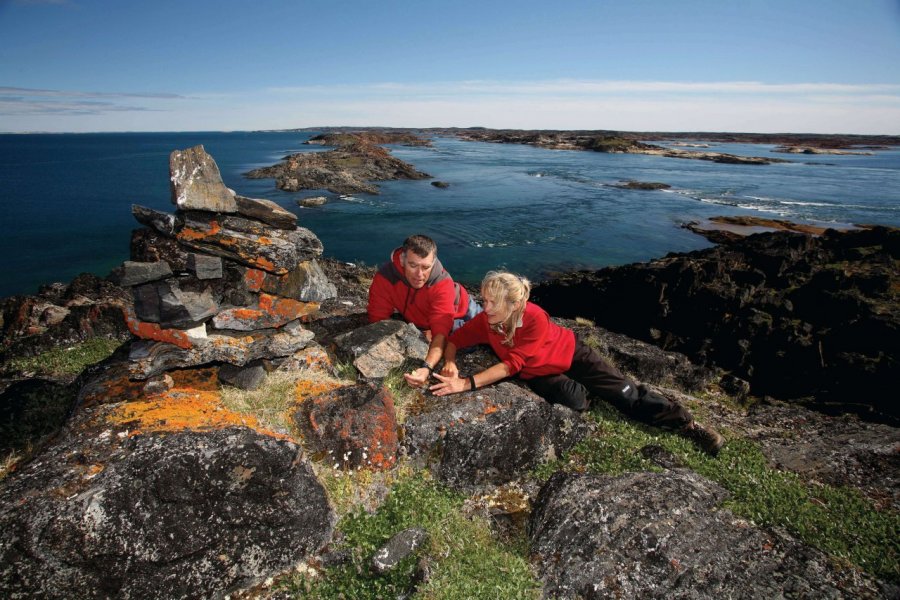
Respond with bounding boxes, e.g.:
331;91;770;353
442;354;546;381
176;219;221;241
121;307;193;349
244;268;265;291
80;371;154;407
107;367;284;438
294;378;346;403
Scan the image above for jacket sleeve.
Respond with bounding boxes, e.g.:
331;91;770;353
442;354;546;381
448;312;487;350
426;278;458;337
367;273;396;323
501;309;549;376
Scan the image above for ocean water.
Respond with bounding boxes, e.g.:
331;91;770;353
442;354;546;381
1;131;898;298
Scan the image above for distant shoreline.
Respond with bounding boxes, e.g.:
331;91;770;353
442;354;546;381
4;128;900;148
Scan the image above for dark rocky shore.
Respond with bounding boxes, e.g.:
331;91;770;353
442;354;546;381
1;145;898;598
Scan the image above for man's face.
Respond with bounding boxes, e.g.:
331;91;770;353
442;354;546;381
403;250;435;289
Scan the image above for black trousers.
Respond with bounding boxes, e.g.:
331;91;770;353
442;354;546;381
525;338;693;429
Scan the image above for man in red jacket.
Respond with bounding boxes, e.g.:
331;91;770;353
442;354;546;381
368;234;480;387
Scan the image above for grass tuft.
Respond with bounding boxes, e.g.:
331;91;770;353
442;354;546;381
280;471;540;599
3;337;122;378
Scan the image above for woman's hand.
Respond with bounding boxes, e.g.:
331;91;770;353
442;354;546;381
430;372;470;396
403;367;431;388
440;361;459;378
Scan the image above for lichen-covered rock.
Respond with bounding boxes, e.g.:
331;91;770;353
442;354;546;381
528;470;885;599
212;293;318;331
333;319;428;379
169;145;238;213
247;260;337;302
403;382;589;491
293;383;399;470
0;425;335;600
126;321;315;379
176;211;322;275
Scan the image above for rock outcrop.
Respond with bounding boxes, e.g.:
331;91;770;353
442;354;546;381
529;470;884;598
532;226;900;423
245;134;431;195
455;129;791;165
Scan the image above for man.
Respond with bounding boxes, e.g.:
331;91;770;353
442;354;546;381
367;234;480;387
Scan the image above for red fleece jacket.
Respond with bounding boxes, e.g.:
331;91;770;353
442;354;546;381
448;302;575;378
367;249;470;337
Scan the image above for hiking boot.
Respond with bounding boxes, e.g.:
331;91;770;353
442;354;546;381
679;421;725;456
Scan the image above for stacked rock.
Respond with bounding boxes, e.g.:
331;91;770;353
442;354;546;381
114;145;336;388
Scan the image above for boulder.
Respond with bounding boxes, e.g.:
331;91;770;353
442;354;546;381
293;383;399;470
402;382;589;491
169;145;238;213
529;470;884;598
333;320;429;379
0;425;335;600
298;196;328;207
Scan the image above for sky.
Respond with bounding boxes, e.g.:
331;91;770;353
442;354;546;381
1;0;900;134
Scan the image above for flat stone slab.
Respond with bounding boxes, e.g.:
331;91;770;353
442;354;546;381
126;321;315;379
333;320;429;379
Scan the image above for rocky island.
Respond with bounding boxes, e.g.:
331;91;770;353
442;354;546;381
1;145;898;599
245;131;432;195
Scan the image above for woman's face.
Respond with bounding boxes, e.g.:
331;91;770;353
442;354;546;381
482;290;510;325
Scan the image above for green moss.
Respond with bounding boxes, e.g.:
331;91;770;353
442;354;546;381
3;337;122;378
280;472;540;599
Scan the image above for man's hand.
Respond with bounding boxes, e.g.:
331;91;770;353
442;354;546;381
403;367;431;388
430;372;470;396
423;329;433;343
440;361;459;378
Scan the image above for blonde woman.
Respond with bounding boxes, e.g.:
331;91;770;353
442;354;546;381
430;271;725;455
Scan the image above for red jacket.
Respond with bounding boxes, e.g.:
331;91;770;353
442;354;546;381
448;302;575;379
367;248;470;338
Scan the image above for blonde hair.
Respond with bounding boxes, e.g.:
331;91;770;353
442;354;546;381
481;271;531;346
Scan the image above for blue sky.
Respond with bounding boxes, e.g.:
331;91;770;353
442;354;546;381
1;0;899;133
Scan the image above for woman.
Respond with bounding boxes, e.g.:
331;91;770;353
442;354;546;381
429;271;724;455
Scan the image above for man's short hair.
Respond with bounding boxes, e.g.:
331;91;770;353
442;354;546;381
402;234;437;258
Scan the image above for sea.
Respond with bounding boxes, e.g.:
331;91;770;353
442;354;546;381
1;131;899;298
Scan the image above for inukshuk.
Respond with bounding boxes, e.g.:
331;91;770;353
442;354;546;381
114;145;336;388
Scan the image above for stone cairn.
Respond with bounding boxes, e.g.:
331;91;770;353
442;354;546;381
113;145;336;390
